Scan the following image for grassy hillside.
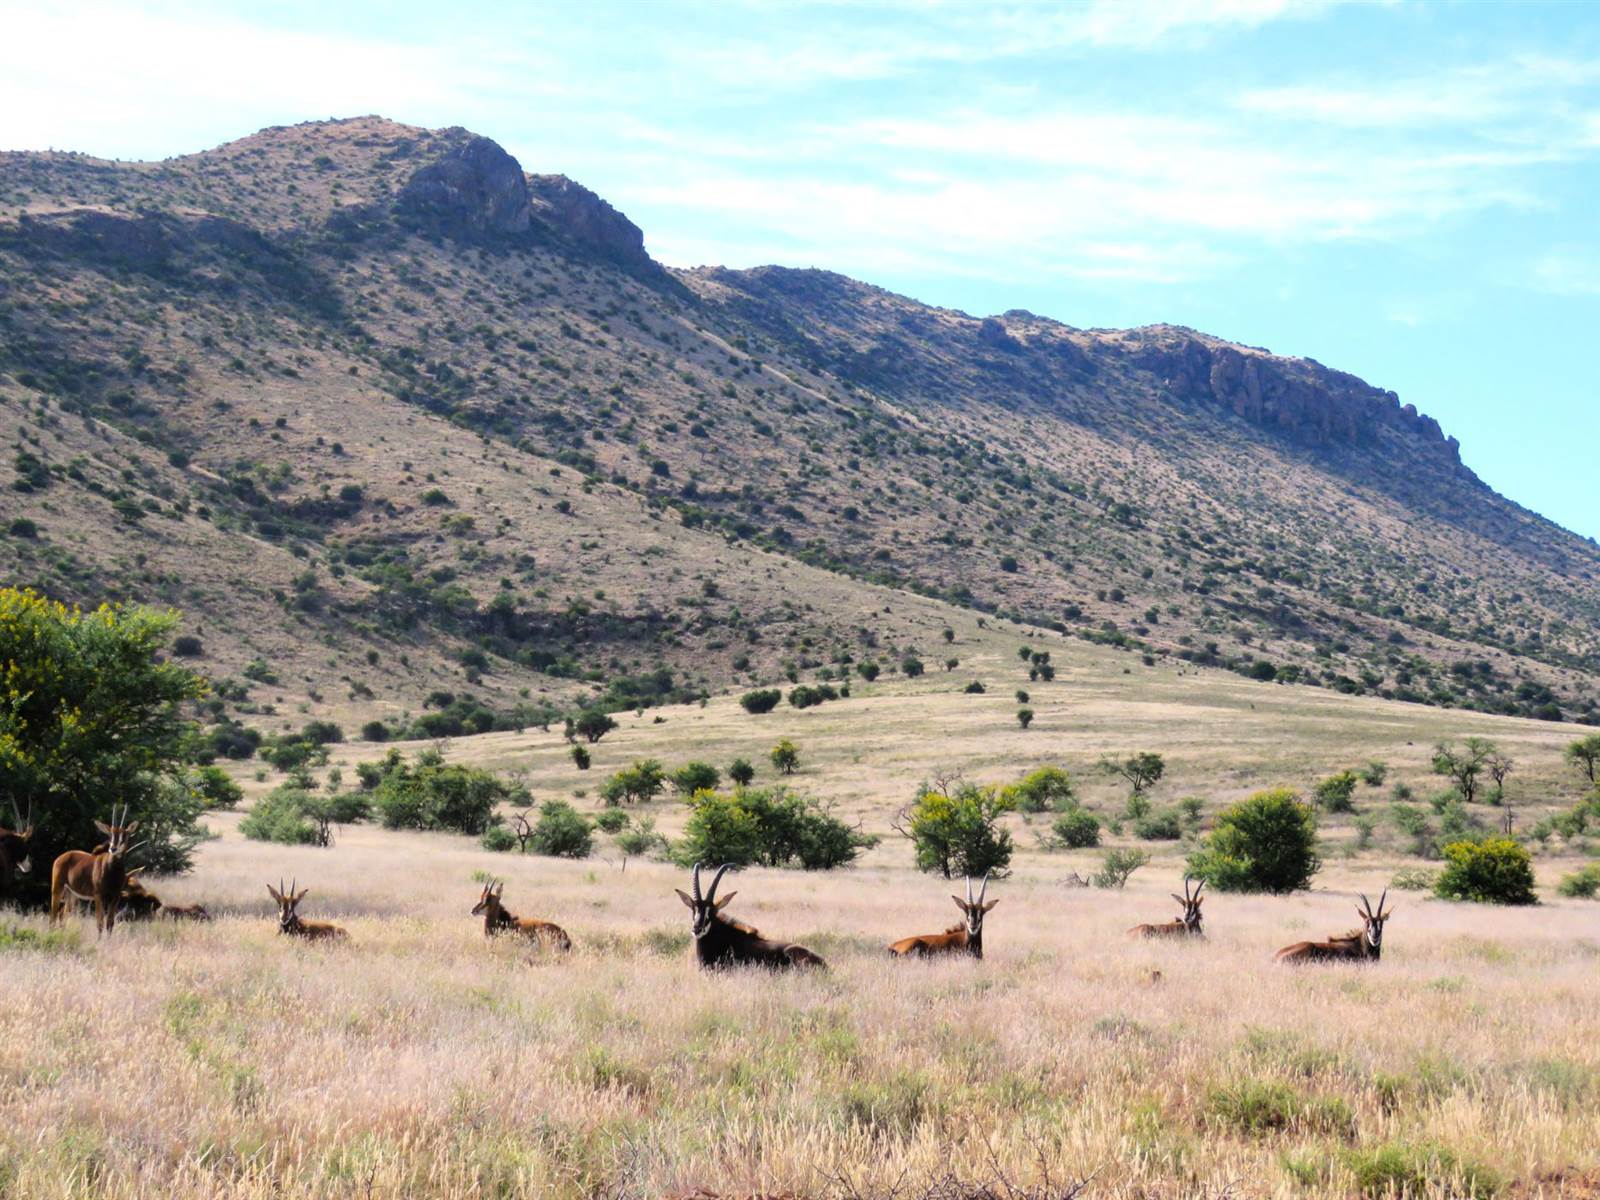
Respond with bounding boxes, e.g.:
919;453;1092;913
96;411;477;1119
3;116;1598;740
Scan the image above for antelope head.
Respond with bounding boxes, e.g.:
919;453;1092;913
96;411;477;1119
1173;876;1205;932
1357;890;1394;950
267;877;309;933
676;862;737;938
953;872;998;939
2;800;34;874
472;880;506;917
94;804;141;865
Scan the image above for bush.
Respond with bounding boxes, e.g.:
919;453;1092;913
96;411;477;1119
1341;1142;1501;1200
299;720;344;746
678;788;871;870
901;656;924;678
739;689;782;715
1434;837;1538;905
770;739;800;775
963;680;986;694
1204;1079;1353;1137
1016;707;1034;730
1314;771;1360;813
480;825;518;852
857;661;881;682
787;684;839;710
1093;848;1150;889
191;764;243;811
728;758;755;787
171;635;204;657
1134;810;1183;840
671;761;720;795
571;745;591;770
1361;761;1389;787
594;809;630;834
1049;807;1102;849
1187;788;1320;894
616;816;668;859
359;720;390;742
600;759;666;806
371;752;507;835
1004;766;1077;814
206;722;262;761
573;710;617;743
900;780;1013;878
528;800;594;858
239;788;320;845
1390;867;1439;891
1556;864;1600;899
1102;752;1165;795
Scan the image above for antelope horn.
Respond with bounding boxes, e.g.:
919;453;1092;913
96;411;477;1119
965;876;973;905
1377;888;1388;916
978;872;989;905
705;863;735;904
1358;892;1372;917
691;862;704;902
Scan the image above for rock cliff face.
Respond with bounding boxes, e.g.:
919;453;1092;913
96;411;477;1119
396;135;532;238
528;175;650;269
1120;330;1460;460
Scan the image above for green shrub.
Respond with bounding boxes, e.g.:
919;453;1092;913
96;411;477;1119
1004;766;1077;813
191;765;243;811
528;800;593;858
573;710;617;743
570;745;591;770
359;720;390;742
770;739;800;775
671;761;721;795
902;780;1014;878
1341;1141;1501;1199
299;720;344;746
480;825;518;852
739;689;782;715
600;760;666;806
1204;1079;1353;1138
963;680;986;694
1361;761;1389;787
1434;837;1538;905
239;788;319;845
371;752;507;836
617;816;668;859
1556;864;1600;899
1315;771;1360;813
678;788;870;870
728;758;755;787
901;656;924;677
1049;807;1102;849
857;661;880;682
1016;707;1034;730
594;808;629;834
1093;848;1150;889
787;684;839;709
1101;751;1165;795
1187;788;1320;894
1134;810;1183;840
1390;867;1438;891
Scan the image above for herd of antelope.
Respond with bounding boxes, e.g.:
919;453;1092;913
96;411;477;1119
4;795;1400;968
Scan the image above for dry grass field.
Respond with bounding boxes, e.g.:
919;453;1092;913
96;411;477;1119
5;636;1600;1200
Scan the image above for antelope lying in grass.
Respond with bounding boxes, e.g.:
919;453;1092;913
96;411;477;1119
0;802;34;896
49;806;142;936
1129;876;1205;938
161;903;212;922
676;862;827;970
887;873;997;959
471;880;571;951
1276;890;1393;964
267;878;348;942
117;870;162;921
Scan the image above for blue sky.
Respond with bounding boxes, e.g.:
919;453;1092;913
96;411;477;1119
4;1;1597;538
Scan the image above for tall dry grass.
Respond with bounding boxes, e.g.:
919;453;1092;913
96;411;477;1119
3;818;1599;1199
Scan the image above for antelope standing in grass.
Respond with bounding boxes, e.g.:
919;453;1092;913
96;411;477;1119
49;806;141;936
471;880;571;951
1275;891;1393;964
267;878;348;941
888;873;997;959
676;862;827;970
1129;876;1205;938
0;802;34;896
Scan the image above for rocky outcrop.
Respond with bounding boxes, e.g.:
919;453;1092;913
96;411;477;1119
396;135;531;239
527;175;649;269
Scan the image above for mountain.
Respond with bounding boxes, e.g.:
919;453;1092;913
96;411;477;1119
3;115;1597;733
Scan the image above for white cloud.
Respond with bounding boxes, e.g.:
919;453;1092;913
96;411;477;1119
1528;249;1600;297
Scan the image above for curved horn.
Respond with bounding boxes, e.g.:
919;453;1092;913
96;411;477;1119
1358;892;1372;917
691;862;704;902
978;872;989;905
965;876;973;905
705;863;735;904
1377;888;1389;916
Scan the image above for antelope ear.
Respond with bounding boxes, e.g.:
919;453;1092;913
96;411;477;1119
94;820;112;835
714;891;737;910
674;888;696;908
982;899;999;912
293;889;309;904
124;821;140;834
952;895;966;909
1380;906;1396;919
267;884;282;902
1171;894;1185;905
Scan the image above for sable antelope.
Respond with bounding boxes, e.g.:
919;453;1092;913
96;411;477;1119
887;873;998;959
267;878;348;941
1275;890;1394;964
162;903;212;923
676;862;827;970
49;805;142;936
1129;876;1205;938
117;872;163;921
0;801;34;895
471;880;572;951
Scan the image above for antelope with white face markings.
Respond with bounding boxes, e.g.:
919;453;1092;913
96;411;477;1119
49;805;142;936
0;801;34;898
1129;876;1205;938
1275;890;1393;963
676;862;826;970
267;878;347;941
471;880;571;951
887;873;998;959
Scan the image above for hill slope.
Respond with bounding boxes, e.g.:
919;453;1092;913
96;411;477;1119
2;115;1597;732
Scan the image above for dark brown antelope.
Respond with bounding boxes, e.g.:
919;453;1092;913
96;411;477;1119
161;903;213;923
1129;876;1205;938
1275;891;1394;964
887;873;997;959
0;801;34;896
267;878;348;941
676;862;827;970
471;880;572;951
118;872;163;921
49;806;141;936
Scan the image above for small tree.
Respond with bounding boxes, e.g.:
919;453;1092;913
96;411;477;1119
897;777;1014;879
1434;837;1537;905
300;791;371;847
1187;788;1320;894
728;757;755;787
902;656;925;678
1049;808;1101;849
1565;733;1600;786
1432;738;1494;803
740;689;782;715
857;661;881;682
1485;751;1514;803
1314;771;1360;814
528;800;594;858
574;710;618;744
672;761;721;796
570;745;591;770
600;759;666;806
771;739;800;775
1101;752;1165;796
1017;707;1034;730
677;788;870;870
1005;766;1077;813
1360;761;1389;787
1093;848;1150;889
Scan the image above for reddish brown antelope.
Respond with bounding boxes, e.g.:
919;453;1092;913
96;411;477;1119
118;871;163;921
267;878;348;941
0;802;34;896
471;880;572;951
161;903;213;923
1129;876;1205;938
49;805;141;936
887;873;998;959
1275;891;1394;964
676;862;827;970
